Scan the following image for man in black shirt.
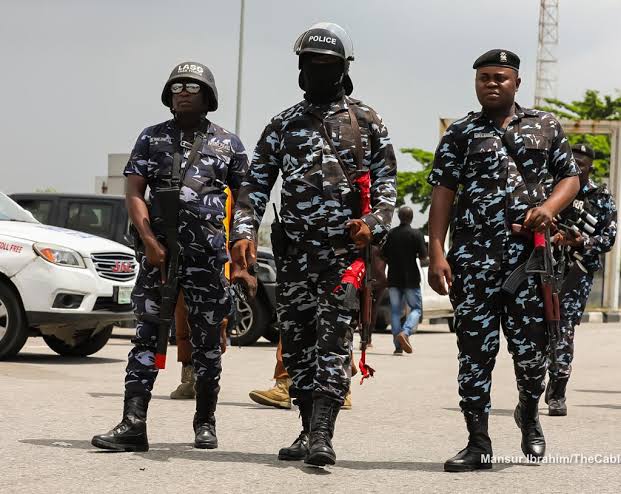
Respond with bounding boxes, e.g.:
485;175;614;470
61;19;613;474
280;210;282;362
381;206;428;354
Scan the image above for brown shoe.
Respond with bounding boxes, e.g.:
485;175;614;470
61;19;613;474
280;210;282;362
397;331;413;354
341;390;352;410
249;378;292;409
170;364;196;399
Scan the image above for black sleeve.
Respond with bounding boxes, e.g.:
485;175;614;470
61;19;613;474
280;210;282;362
417;230;428;259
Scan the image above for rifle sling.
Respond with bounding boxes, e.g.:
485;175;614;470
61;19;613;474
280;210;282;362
316;104;364;190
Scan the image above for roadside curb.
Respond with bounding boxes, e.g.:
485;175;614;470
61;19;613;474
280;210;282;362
582;311;621;324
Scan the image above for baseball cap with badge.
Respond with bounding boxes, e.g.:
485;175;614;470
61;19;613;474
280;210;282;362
161;61;219;111
293;22;355;95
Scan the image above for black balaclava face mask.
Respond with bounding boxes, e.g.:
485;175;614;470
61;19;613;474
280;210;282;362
301;56;346;104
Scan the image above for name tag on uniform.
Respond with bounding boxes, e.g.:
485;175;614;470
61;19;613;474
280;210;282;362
474;132;495;139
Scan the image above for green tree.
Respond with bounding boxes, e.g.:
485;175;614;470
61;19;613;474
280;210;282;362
539;90;621;182
396;148;434;210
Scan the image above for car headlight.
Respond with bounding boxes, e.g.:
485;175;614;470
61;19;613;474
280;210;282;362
33;243;86;268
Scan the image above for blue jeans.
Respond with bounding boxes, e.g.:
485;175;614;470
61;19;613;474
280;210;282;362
389;287;422;349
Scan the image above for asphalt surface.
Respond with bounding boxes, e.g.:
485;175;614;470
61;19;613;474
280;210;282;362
2;322;620;493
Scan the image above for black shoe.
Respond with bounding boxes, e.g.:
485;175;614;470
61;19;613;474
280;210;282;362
278;431;310;461
91;396;149;452
514;394;546;460
444;412;492;472
194;381;219;449
278;394;312;461
546;378;568;416
193;416;218;449
548;397;567;416
305;395;341;467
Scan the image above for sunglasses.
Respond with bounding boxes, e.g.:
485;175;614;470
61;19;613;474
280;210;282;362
170;82;201;94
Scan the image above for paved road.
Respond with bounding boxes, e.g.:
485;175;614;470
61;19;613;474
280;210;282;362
2;322;620;493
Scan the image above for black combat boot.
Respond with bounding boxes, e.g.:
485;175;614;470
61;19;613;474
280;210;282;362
193;382;219;449
304;395;341;467
514;393;546;460
545;378;568;416
278;394;312;461
91;395;150;452
444;412;493;472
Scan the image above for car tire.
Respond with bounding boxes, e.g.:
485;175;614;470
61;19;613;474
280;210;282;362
263;325;280;344
448;317;456;333
0;280;28;360
229;295;269;347
43;325;114;357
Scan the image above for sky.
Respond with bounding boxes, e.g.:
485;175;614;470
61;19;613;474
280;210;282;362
1;0;620;200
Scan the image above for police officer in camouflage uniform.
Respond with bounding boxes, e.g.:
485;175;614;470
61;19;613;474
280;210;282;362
92;62;248;452
546;143;617;416
427;49;580;471
230;23;396;466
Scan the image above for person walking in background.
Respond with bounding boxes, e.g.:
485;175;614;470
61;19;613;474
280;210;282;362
381;206;427;354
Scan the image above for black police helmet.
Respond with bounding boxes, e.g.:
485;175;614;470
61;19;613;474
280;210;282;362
161;62;218;111
294;22;354;95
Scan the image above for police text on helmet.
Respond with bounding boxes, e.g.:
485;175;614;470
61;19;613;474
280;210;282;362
308;35;337;45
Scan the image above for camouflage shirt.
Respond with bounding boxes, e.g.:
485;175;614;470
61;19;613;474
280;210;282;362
124;118;248;258
231;96;397;249
565;179;617;272
428;104;580;271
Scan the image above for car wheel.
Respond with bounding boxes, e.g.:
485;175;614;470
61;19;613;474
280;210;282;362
263;324;280;344
0;281;28;360
229;296;269;346
43;325;113;357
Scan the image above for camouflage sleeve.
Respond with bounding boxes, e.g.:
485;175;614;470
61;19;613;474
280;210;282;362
227;136;249;192
362;111;397;240
123;128;150;178
230;123;281;243
548;118;580;182
583;193;617;257
427;125;464;191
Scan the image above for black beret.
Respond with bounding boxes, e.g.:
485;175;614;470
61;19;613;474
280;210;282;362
571;143;595;159
473;49;520;71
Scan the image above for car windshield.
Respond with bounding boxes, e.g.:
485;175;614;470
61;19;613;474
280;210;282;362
0;192;39;223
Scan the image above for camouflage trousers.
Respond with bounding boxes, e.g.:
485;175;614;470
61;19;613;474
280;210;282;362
125;254;230;399
449;264;547;414
549;270;594;380
277;246;357;404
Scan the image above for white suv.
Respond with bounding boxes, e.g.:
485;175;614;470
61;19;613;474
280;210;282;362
0;192;137;359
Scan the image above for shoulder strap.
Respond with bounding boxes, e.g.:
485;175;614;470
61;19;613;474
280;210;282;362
315;105;364;189
176;133;204;186
502;122;544;206
318;121;356;189
347;106;363;170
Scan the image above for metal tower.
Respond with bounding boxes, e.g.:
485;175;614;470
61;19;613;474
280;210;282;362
534;0;560;107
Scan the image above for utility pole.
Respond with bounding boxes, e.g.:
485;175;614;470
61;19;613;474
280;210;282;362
235;0;245;135
534;0;560;108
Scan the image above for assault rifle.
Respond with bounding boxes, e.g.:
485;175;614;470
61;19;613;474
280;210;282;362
153;189;181;369
151;135;204;369
358;244;375;383
502;225;562;375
